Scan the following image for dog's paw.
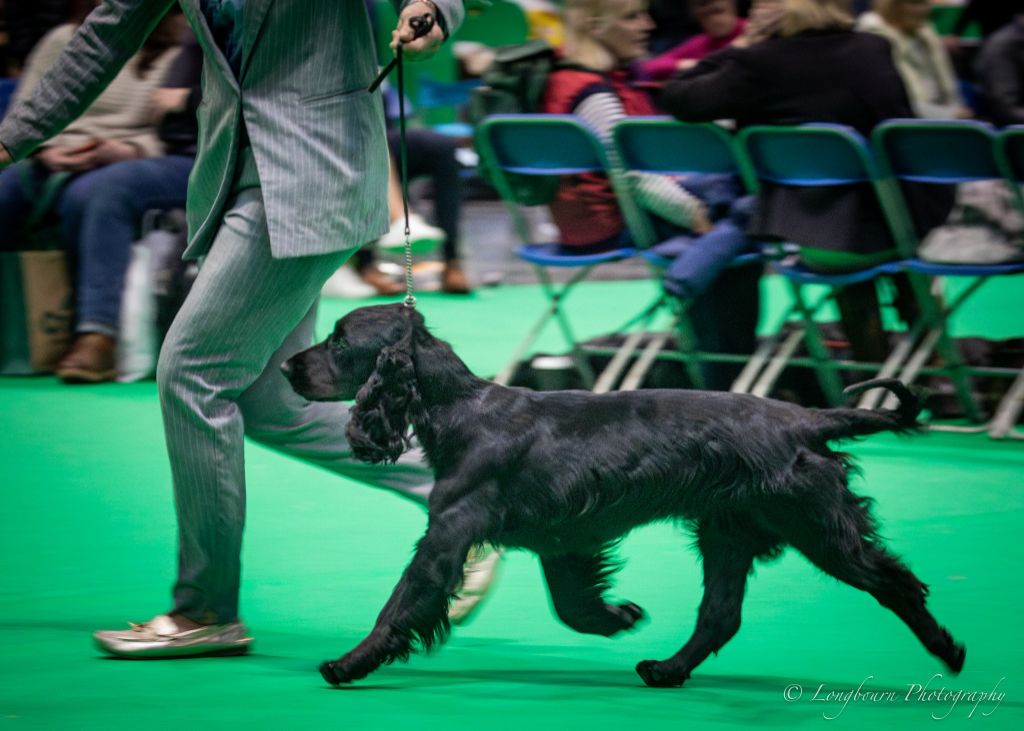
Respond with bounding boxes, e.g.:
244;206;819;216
319;659;353;686
320;653;373;686
608;601;646;632
946;642;966;675
635;660;688;688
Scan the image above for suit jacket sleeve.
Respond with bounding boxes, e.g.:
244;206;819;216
659;49;761;123
0;0;176;160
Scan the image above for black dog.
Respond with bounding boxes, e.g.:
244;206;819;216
282;303;965;688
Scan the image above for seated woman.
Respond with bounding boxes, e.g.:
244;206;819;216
661;0;953;365
858;0;971;120
0;8;184;381
541;0;761;390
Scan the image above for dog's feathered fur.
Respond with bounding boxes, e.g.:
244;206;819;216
283;303;965;687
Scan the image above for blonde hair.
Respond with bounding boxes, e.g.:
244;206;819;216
563;0;646;71
779;0;854;36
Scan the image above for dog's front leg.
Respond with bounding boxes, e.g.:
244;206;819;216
320;520;481;685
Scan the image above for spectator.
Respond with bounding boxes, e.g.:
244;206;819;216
638;0;749;81
976;8;1024;126
542;0;712;252
348;128;472;295
55;32;200;384
0;9;182;248
661;0;953;364
858;0;971;120
543;0;762;390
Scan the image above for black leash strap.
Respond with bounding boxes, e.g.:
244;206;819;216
368;12;436;309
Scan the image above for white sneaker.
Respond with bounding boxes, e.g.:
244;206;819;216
321;266;377;299
94;614;252;658
449;544;502;625
376;212;446;255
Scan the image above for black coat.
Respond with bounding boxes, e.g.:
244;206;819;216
976;19;1024;127
660;30;952;255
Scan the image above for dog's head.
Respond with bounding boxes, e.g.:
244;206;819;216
282;303;426;464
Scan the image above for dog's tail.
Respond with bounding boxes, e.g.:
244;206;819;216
812;378;926;443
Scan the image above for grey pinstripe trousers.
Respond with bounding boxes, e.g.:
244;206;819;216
157;148;432;624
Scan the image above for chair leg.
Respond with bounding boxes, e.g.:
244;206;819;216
988;368;1024;440
494;264;596;388
903;272;982;422
493;300;559;386
751;326;806;399
619;331;672;391
673;301;707;390
593;330;647;394
544;266;598;389
731;297;799;395
788;281;844;406
857;323;923;410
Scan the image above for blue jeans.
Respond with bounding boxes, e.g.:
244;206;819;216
62;155;194;334
0;156;195;336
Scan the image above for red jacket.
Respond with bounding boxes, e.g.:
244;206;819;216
541;66;656;247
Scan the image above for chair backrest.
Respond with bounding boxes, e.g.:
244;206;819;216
736;123;919;257
873;119;1000;183
737;124;879;186
995;126;1024;183
475;114;610;175
474;114;654;245
612;116;757;192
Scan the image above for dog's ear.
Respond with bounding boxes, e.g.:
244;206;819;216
346;341;424;464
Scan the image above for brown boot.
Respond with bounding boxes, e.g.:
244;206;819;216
358;264;404;296
56;333;117;384
441;259;472;295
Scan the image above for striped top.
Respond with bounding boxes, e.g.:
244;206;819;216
14;24;179;156
543;66;707;247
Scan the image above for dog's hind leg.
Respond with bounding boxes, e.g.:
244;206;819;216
541;550;645;636
769;492;966;674
636;525;764;688
319;518;481;685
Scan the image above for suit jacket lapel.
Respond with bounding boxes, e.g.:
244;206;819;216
240;0;276;79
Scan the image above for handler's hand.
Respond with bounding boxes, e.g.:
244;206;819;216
0;144;12;170
391;1;445;62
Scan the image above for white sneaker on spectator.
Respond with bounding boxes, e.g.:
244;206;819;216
449;544;502;625
376;212;446;255
321;266;377;299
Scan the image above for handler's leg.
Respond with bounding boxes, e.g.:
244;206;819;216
157;180;438;626
156;185;355;624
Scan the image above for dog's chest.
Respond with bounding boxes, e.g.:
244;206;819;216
496;499;665;556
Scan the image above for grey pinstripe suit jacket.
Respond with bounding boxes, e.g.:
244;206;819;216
0;0;465;259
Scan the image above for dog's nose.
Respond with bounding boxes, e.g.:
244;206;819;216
280;360;293;379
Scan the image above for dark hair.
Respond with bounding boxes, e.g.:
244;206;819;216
136;9;184;77
69;0;97;25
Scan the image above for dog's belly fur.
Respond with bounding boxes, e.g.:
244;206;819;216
492;474;723;556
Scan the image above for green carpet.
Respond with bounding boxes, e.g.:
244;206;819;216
1;276;1021;730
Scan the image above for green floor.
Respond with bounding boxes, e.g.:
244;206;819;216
1;277;1022;730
